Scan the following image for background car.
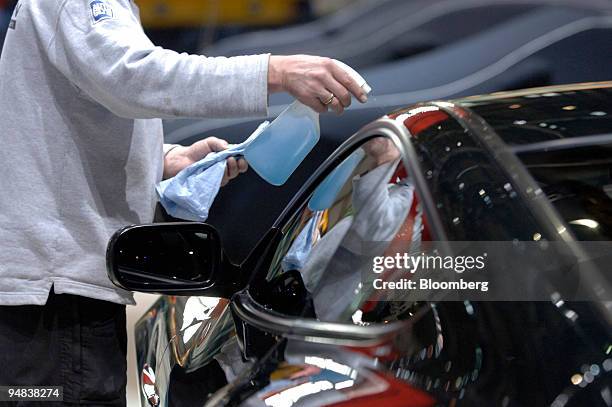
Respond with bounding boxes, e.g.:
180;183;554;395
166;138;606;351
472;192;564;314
202;0;612;69
110;82;612;406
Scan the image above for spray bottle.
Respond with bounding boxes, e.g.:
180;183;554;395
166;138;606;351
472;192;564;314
243;59;372;186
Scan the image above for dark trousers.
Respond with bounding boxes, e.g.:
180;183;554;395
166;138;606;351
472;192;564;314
0;289;127;406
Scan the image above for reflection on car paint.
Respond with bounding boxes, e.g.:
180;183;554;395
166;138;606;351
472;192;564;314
238;342;435;407
141;363;160;407
180;297;223;343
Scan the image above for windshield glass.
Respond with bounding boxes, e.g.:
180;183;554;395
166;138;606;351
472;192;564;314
517;142;612;240
464;85;612;241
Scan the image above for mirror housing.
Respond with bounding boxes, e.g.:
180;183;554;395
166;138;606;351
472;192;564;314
106;222;242;297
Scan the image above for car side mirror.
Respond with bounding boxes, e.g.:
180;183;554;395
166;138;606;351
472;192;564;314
106;222;242;297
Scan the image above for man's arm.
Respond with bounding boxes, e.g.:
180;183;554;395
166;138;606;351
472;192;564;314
44;1;366;120
47;0;268;119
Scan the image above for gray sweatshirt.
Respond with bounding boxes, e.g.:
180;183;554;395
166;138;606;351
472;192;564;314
0;0;270;305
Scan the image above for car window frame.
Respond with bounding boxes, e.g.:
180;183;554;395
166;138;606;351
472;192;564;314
233;117;449;343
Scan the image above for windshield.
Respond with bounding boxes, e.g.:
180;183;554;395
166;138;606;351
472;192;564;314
464;85;612;241
517;142;612;240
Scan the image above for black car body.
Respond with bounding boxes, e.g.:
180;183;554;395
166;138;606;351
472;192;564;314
109;82;612;406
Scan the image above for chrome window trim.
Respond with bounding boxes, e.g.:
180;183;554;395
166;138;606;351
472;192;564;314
231;290;410;346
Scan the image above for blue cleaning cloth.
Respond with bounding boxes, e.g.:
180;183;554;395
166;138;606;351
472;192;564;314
156;121;269;221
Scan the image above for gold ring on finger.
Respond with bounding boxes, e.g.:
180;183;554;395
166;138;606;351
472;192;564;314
322;93;335;106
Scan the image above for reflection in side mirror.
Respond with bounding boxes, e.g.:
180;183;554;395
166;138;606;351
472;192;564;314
106;222;241;297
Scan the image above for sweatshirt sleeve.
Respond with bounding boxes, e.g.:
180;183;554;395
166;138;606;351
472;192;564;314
46;0;269;119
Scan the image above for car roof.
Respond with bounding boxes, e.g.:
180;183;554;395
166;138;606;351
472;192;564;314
454;81;612;147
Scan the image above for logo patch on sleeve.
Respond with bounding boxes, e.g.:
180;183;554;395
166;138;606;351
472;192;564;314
90;0;114;24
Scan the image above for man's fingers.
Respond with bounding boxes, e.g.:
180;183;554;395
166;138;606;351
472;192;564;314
330;63;367;103
184;139;211;162
316;87;343;114
237;157;248;173
270;55;368;109
326;95;344;115
226;157;239;179
207;137;229;152
304;96;327;113
321;74;351;108
221;157;247;186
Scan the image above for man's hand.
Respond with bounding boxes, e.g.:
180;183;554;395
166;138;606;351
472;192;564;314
363;137;400;166
163;137;248;185
268;55;368;115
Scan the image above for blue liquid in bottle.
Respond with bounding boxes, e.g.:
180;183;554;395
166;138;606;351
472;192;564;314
244;101;320;186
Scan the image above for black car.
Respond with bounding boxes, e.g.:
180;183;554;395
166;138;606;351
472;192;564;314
108;82;612;407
